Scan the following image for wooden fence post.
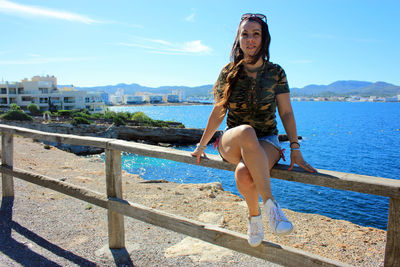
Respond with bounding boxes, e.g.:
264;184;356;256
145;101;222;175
105;148;125;249
384;197;400;266
1;132;14;197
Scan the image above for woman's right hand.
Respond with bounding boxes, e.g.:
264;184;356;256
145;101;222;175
191;147;207;164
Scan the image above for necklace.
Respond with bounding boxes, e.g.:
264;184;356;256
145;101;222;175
245;61;265;73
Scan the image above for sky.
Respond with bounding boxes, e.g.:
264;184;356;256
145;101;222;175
0;0;399;88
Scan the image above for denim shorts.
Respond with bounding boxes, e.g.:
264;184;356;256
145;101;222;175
258;135;281;151
214;128;283;161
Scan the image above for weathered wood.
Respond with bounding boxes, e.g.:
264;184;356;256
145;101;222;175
384;198;400;267
105;149;125;249
108;139;400;198
271;165;400;199
0;125;110;148
0;166;108;208
108;139;235;171
1;125;399;199
109;197;350;267
1;132;14;197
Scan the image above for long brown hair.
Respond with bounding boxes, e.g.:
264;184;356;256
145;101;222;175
216;17;271;109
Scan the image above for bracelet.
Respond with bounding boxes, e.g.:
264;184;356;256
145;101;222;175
196;143;207;151
290;148;301;151
290;141;300;148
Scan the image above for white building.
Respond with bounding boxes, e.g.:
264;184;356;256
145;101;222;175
149;95;163;103
85;91;106;113
110;95;124;105
384;96;399;102
167;94;179;103
171;89;184;101
0;75;105;113
124;95;144;104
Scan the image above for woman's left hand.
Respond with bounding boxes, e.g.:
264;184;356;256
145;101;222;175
288;150;316;173
191;147;207;164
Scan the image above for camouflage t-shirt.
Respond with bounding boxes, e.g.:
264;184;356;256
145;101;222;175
213;61;290;136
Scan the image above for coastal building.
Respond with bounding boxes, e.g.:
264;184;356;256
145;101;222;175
85;91;106;113
110;94;124;105
171;89;184;101
124;95;144;104
0;75;105;113
100;91;110;105
108;88;123;105
149;95;163;103
167;94;179;103
384;96;399;102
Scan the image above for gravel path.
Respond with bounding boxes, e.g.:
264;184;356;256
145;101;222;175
0;136;386;266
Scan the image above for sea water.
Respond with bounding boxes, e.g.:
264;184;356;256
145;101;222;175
109;102;400;230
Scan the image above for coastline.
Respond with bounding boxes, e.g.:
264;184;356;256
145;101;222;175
111;101;213;108
0;136;386;266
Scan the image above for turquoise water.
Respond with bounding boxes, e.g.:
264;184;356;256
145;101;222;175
109;102;400;230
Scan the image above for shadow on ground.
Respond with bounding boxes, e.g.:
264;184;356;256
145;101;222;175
0;196;134;266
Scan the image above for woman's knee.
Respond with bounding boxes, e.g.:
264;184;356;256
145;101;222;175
236;125;258;146
235;163;254;188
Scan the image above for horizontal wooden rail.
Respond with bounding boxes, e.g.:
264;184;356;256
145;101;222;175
1;124;399;198
0;165;108;209
0;165;349;267
108;139;400;199
109;197;350;267
0;124;112;148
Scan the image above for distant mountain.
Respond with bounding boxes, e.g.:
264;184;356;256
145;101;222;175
59;80;400;98
291;80;400;97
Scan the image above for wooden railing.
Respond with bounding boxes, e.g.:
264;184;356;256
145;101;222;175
0;124;399;267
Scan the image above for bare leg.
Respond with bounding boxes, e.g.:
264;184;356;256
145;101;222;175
235;161;260;217
234;141;280;216
218;125;280;203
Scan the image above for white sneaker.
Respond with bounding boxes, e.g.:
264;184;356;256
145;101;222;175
247;214;264;247
263;199;293;235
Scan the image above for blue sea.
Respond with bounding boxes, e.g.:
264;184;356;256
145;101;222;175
109;102;400;230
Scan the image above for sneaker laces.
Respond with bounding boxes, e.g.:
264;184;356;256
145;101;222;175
269;202;288;228
249;220;261;235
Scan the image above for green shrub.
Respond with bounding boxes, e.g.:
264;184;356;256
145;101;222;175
71;111;91;119
104;110;116;120
91;113;104;119
27;103;41;115
131;112;152;123
0;110;33;121
113;114;126;126
57;110;74;117
77;109;90;115
118;112;131;121
71;116;91;126
10;103;21;111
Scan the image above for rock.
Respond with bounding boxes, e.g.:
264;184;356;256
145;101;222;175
164;237;233;263
0;120;299;155
199;182;223;192
198;212;224;226
0;120;220;148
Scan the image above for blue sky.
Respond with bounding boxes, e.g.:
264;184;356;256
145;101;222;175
0;0;399;88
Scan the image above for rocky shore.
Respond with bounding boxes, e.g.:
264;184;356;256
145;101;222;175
0;136;386;266
0;120;297;155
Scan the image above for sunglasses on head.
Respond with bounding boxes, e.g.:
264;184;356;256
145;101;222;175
241;13;267;22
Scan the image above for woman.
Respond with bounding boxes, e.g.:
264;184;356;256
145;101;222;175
191;13;316;247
